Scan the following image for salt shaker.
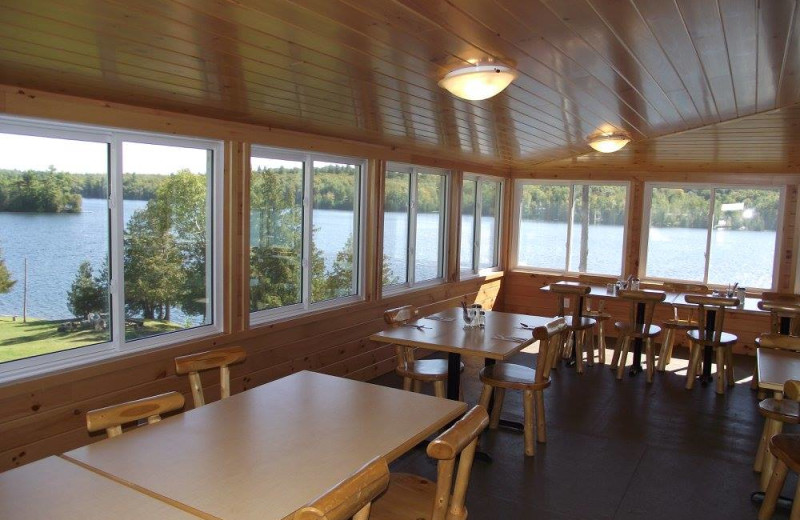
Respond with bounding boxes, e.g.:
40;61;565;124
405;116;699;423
478;311;486;328
737;287;746;308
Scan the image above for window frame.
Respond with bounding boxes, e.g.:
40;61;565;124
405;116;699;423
510;179;630;276
0;115;224;384
460;173;504;277
640;181;785;290
382;162;450;295
248;145;368;325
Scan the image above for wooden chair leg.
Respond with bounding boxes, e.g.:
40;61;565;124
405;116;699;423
523;389;535;456
725;348;735;387
754;418;771;473
790;477;800;520
645;337;655;384
761;420;786;491
402;376;412;392
564;331;574;359
412;380;422;393
597;321;606;365
534;389;546;443
615;337;631;380
609;335;622;370
685;342;702;390
759;459;789;520
657;328;674;372
489;388;505;429
715;347;726;395
433;380;446;398
478;384;493;411
575;330;585;374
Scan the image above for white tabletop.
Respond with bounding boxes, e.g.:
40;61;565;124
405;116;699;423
62;371;465;520
370;308;556;360
0;456;201;520
757;348;800;392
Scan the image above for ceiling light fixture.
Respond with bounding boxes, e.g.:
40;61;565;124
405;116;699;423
587;132;630;153
438;63;517;101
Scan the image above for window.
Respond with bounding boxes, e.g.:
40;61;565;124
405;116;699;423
514;181;628;275
643;185;782;289
383;163;449;290
249;147;365;321
461;174;503;275
0;116;222;379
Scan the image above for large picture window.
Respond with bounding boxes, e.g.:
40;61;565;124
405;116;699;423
0;117;221;378
249;147;364;321
643;185;782;289
383;163;448;290
461;174;503;274
514;181;628;276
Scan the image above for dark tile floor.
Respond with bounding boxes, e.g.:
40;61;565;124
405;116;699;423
370;347;797;519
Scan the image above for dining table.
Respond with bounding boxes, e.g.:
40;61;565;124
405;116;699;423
0;455;203;520
541;282;683;376
60;370;466;520
369;307;556;400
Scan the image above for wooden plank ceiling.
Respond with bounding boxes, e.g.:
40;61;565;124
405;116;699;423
0;0;799;171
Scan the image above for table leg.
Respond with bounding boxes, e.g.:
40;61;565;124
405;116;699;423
781;316;791;335
447;353;462;401
630;302;645;376
699;310;716;384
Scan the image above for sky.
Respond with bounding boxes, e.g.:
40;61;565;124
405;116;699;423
0;134;209;175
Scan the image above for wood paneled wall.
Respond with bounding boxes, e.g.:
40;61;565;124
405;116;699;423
0;85;505;473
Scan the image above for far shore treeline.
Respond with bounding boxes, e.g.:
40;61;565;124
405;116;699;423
0;167;780;231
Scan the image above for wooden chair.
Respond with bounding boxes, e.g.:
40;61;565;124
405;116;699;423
753;294;800;391
86;392;185;439
549;283;597;374
657;283;708;371
295;457;390;520
477;318;566;456
174;346;247;408
383;305;461;399
755;378;800;493
758;433;800;520
609;289;666;383
370;405;489;520
577;275;614;365
684;294;739;395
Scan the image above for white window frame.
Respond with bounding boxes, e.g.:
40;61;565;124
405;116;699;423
249;146;367;325
0;115;224;384
460;173;504;277
510;179;630;276
383;162;450;295
640;181;784;290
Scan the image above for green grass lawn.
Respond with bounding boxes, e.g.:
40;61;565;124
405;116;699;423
0;317;182;363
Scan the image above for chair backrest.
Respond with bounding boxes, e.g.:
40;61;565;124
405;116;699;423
383;305;417;326
756;333;800;352
532;318;567;381
785;380;800;401
86;391;185;439
294;457;390;520
174;346;247;408
758;293;800;335
618;289;666;332
684;294;739;346
549;283;590;323
425;405;489;520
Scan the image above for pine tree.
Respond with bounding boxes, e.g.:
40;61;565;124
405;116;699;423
0;247;15;294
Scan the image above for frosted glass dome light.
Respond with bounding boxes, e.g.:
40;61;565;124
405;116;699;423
438;64;517;101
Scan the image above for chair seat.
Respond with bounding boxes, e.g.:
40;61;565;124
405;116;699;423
479;363;550;391
770;434;800;474
662;319;699;330
371;473;463;520
564;316;597;331
583;310;612;321
397;359;463;381
686;330;738;346
613;322;662;338
759;399;800;423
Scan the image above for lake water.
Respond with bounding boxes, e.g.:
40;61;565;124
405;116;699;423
0;202;777;321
